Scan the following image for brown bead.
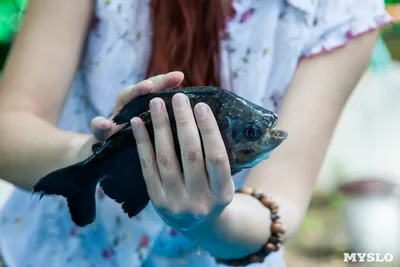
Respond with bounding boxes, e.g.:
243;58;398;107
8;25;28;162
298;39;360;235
241;187;254;195
249;255;260;263
253;189;262;197
271;213;280;221
268;235;280;245
269;202;279;211
255;192;265;200
260;196;274;208
265;242;278;251
271;222;287;235
271;242;280;252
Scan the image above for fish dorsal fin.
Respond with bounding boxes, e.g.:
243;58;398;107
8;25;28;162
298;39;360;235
112;86;222;125
112;93;152;125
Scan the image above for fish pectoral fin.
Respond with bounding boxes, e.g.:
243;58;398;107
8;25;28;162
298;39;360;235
112;93;151;124
231;168;242;176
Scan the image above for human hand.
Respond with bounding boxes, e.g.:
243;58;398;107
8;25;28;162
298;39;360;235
72;72;184;161
130;92;235;232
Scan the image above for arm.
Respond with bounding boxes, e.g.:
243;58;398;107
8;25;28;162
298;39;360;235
187;30;379;258
0;0;93;189
0;0;184;191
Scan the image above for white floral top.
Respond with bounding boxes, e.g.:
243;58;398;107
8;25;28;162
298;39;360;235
0;0;391;266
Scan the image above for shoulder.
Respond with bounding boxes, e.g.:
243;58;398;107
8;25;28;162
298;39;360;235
300;0;392;57
252;0;391;57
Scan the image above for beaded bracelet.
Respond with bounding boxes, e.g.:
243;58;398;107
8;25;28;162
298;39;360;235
214;187;286;266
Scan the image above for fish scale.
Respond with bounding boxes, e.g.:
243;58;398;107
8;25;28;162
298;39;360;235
32;86;287;227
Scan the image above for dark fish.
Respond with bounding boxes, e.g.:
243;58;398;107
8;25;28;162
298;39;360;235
32;86;288;227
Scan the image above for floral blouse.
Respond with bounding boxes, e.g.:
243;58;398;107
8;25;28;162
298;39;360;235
0;0;392;266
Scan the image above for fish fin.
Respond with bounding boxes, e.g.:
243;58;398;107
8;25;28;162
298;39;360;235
231;168;242;176
112;94;151;125
113;87;221;125
122;196;150;218
98;146;150;218
100;173;150;218
32;163;99;227
65;182;97;227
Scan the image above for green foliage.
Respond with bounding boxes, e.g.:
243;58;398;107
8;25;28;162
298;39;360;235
0;0;28;44
386;0;400;5
328;191;346;211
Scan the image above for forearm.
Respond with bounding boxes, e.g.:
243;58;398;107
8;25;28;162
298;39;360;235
188;193;302;259
187;30;378;260
0;110;89;190
0;0;94;189
245;30;378;212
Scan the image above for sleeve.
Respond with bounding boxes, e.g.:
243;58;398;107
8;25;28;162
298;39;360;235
301;0;394;58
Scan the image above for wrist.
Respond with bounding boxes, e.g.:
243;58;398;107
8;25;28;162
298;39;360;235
64;133;93;166
182;193;272;259
214;188;288;266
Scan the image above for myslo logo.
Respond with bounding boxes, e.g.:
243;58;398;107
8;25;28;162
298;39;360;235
343;253;394;263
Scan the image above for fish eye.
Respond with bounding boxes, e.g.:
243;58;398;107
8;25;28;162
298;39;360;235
243;124;261;141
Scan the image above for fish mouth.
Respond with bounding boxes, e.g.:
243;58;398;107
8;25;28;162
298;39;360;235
269;129;288;141
266;113;287;143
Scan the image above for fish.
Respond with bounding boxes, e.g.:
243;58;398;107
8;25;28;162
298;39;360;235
32;86;288;227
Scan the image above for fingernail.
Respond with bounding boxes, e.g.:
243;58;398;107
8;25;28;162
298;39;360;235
137;79;153;87
100;120;112;130
150;98;163;114
130;117;141;130
167;71;184;79
195;103;209;118
173;93;188;108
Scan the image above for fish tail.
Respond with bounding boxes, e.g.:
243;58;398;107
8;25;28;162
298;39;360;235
33;163;99;227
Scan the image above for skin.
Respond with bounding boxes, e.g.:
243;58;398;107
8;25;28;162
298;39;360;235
129;30;378;259
0;0;378;262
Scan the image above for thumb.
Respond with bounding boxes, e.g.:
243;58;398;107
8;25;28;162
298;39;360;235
91;116;113;141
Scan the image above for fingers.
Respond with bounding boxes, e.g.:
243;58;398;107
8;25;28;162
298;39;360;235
131;95;233;221
112;79;153;117
150;71;184;92
101;71;184;145
149;97;186;201
91;116;112;141
194;103;232;199
112;71;184;117
172;93;209;196
130;117;165;205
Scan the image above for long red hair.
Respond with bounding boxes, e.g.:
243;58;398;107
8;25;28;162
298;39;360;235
146;0;226;88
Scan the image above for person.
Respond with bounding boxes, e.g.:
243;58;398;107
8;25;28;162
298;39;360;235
0;0;392;266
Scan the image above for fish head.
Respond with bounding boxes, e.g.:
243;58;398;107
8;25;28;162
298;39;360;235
217;94;288;171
